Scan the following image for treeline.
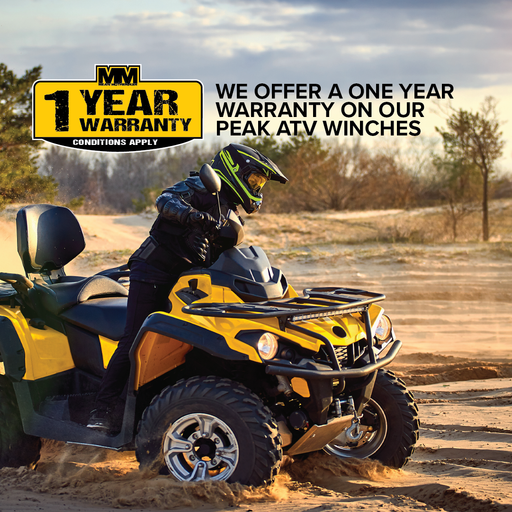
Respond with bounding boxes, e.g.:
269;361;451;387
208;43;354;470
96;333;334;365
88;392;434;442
241;134;435;212
36;134;511;216
37;143;220;213
1;63;509;242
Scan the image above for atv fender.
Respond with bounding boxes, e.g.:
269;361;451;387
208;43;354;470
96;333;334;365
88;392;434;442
0;316;26;382
129;312;253;389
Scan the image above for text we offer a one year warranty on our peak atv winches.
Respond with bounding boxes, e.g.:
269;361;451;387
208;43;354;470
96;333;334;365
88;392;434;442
215;82;454;138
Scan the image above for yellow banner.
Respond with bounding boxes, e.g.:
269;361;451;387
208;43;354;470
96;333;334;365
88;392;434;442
33;65;203;152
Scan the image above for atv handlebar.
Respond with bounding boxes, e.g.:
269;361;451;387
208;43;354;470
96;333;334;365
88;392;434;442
0;272;34;290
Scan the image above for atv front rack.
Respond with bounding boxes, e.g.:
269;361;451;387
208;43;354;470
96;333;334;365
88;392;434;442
182;287;385;326
182;287;398;378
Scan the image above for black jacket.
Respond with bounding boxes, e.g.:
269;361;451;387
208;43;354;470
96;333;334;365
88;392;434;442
130;174;239;274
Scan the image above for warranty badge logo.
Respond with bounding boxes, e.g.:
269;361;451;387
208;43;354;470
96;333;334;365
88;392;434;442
33;65;203;152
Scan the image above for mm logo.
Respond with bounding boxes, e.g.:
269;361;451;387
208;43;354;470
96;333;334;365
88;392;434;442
33;65;203;153
97;66;139;86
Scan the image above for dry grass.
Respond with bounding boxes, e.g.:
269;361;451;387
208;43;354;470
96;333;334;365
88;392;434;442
75;249;133;267
241;199;512;267
245;199;512;249
4;199;512;270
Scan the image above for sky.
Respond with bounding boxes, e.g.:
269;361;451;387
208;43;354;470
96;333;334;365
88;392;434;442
2;0;512;170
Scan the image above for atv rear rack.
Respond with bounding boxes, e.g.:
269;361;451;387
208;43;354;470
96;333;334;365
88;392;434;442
182;287;385;325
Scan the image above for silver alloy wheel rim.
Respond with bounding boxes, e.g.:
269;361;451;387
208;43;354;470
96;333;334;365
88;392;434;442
163;413;239;481
324;398;388;459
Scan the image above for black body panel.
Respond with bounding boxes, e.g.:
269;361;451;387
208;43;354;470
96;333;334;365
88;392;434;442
181;246;288;302
64;323;107;378
0;316;26;381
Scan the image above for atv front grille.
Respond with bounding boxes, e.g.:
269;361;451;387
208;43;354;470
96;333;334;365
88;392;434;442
334;345;348;366
334;340;366;368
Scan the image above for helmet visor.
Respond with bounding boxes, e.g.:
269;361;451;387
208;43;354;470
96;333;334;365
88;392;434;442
247;171;268;192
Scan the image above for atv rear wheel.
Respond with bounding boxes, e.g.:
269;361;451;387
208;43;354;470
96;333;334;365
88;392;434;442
136;376;282;485
325;369;419;468
0;377;41;468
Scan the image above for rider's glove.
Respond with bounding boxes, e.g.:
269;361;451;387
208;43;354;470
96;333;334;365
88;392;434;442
185;231;209;263
187;210;221;234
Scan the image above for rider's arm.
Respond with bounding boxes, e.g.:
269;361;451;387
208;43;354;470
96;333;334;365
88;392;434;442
156;189;218;231
155;192;193;224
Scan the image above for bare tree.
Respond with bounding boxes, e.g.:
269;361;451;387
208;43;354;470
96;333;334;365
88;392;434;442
108;151;160;212
432;155;480;241
242;134;418;213
86;153;112;212
38;145;91;206
436;97;505;241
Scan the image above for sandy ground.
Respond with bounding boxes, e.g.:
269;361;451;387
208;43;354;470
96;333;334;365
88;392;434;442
0;209;511;512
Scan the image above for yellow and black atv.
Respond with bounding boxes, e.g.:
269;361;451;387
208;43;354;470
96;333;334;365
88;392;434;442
0;171;419;486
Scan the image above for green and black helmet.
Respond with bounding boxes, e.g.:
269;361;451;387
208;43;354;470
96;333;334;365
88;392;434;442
211;143;288;214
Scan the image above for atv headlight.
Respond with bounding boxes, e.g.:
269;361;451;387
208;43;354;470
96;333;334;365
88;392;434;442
375;314;392;342
257;332;279;360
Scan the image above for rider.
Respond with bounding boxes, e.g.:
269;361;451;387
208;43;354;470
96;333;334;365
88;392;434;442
88;143;288;431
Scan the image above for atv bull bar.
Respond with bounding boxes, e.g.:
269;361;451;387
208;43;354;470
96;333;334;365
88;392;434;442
183;287;397;379
265;339;402;380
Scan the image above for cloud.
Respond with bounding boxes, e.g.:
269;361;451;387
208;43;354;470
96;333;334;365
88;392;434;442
2;0;511;169
187;5;217;18
1;0;510;93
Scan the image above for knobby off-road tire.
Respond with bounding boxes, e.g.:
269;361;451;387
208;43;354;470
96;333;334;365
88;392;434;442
136;376;283;486
0;376;41;468
325;369;419;468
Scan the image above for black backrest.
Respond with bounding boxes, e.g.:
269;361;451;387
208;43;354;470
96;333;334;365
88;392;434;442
16;204;85;275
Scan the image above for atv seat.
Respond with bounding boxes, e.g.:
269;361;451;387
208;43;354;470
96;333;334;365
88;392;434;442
61;297;128;341
34;275;128;316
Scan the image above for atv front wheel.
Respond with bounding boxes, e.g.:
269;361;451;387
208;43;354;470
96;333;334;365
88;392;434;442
0;377;41;468
136;376;282;485
325;369;419;468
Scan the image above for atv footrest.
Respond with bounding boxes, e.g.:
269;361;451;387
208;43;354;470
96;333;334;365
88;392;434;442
39;393;96;424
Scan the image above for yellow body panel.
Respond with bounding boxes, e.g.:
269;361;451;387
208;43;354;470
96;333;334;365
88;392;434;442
168;274;385;360
0;271;384;385
134;331;192;389
0;306;75;380
291;377;310;397
282;285;299;299
99;336;118;369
